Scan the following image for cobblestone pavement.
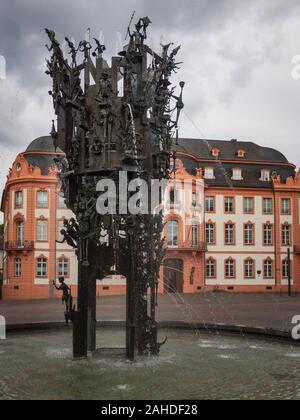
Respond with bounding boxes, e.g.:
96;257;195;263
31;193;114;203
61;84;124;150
0;292;299;332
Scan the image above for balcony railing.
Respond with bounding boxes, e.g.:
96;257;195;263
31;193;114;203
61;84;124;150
164;240;207;252
5;241;34;252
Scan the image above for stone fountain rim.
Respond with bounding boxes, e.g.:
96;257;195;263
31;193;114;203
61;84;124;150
5;321;299;345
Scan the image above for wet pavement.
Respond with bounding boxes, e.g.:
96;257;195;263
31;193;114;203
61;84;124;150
0;292;299;332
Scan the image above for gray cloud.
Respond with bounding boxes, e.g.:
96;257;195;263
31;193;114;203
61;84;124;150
1;0;300;222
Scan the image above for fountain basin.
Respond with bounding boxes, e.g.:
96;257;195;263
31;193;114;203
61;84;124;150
1;328;300;400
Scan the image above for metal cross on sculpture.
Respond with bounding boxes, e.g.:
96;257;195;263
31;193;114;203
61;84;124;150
45;16;184;360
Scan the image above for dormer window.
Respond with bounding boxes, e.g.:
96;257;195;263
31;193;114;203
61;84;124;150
260;169;271;182
237;149;246;158
211;148;220;158
204;167;215;179
232;168;243;181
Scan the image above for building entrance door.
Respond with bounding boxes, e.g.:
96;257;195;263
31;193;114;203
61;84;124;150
163;259;184;294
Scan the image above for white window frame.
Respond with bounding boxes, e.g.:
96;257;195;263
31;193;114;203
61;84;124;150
244;197;254;214
204;167;214;180
168;221;179;247
264;224;273;245
206;259;216;278
15;191;23;209
225;224;235;245
36;258;47;277
264;260;273;278
244;260;254;278
206;223;215;245
16;221;25;246
225;259;235;278
244;224;254;245
261;170;270;182
232;168;242;181
225;197;234;213
282;225;291;246
37;220;48;242
205;196;215;212
58;257;69;277
37;191;48;208
281;199;291;215
14;258;22;277
263;198;273;214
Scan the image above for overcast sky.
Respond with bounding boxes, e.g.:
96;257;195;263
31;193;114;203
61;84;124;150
1;0;300;221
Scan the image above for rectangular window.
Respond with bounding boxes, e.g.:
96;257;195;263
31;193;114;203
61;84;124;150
263;198;273;214
16;221;25;247
282;260;290;279
244;198;254;214
264;260;273;278
263;224;273;245
232;168;242;181
192;223;198;246
261;170;270;182
206;223;215;245
15;191;23;209
168;221;178;247
37;191;48;208
244;224;254;245
192;192;198;207
225;224;235;245
58;258;69;277
206;259;216;278
281;198;291;215
225;260;235;278
204;168;214;179
58;192;67;208
205;196;215;212
244;260;254;278
282;225;291;246
14;258;22;277
37;220;48;242
36;258;47;277
224;197;234;213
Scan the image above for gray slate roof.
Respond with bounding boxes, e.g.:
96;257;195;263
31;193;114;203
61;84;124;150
173;139;294;189
174;138;288;163
24;136;63;176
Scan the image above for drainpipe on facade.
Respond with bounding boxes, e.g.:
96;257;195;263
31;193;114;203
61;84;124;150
50;186;57;300
273;186;279;292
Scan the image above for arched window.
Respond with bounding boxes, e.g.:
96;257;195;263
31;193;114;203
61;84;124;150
206;222;215;245
225;258;235;278
263;223;273;245
36;257;47;277
244;258;254;279
282;259;290;279
206;258;216;278
264;259;274;278
168;221;178;247
282;224;291;246
244;223;254;245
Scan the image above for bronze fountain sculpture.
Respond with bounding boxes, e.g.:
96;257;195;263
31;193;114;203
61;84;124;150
45;15;184;360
